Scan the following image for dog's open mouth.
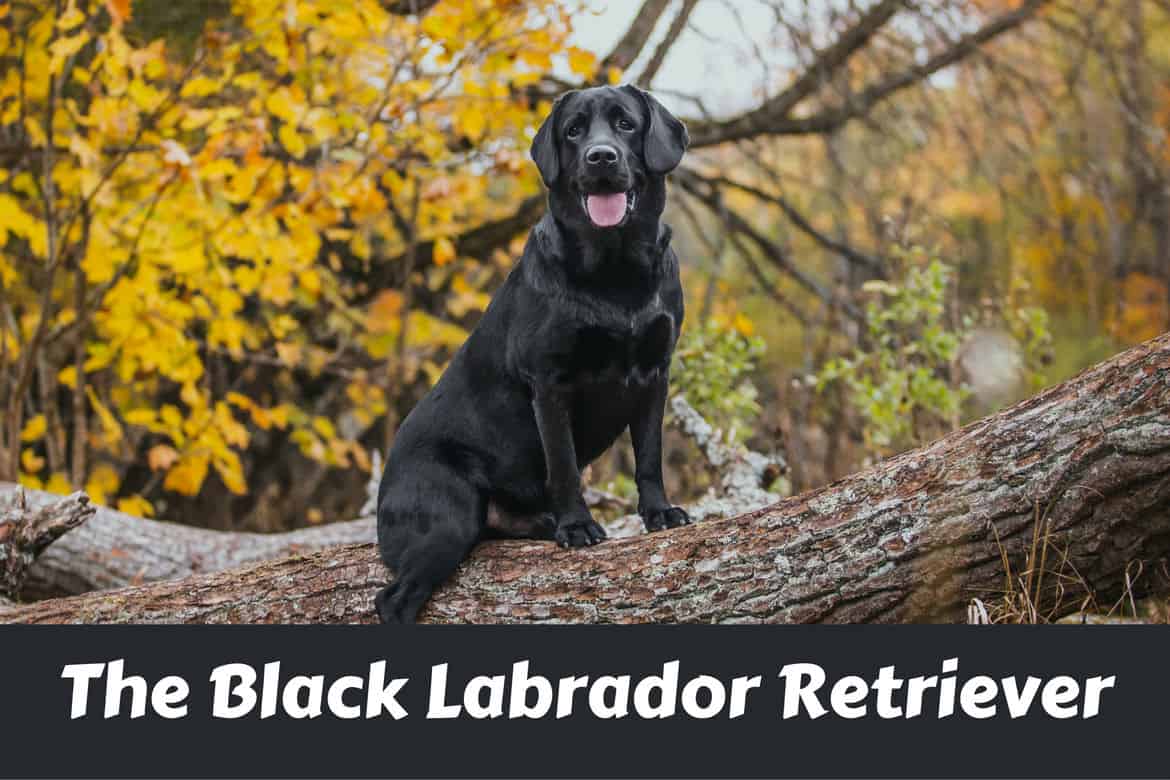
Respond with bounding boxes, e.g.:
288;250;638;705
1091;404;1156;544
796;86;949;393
583;190;636;228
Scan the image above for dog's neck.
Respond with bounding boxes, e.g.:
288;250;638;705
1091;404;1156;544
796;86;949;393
534;212;671;305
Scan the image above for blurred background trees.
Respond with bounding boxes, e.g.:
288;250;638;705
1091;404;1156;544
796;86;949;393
1;0;1167;532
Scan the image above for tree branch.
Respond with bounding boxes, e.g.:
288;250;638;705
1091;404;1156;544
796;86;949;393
0;490;95;599
689;169;884;275
685;0;905;147
598;0;674;75
686;0;1050;147
787;0;1051;137
675;171;861;320
357;194;545;306
382;0;441;15
637;0;700;87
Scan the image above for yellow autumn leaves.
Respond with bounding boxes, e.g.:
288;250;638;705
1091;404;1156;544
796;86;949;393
2;0;584;516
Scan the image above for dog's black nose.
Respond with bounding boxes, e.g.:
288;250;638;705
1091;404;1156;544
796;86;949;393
585;144;619;168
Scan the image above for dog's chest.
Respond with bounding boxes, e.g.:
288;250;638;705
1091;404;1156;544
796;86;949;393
567;300;675;384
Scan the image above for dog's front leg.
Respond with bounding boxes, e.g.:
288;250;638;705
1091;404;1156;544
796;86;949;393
630;373;691;532
532;385;607;547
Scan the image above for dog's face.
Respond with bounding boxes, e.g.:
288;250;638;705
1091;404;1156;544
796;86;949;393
531;85;688;233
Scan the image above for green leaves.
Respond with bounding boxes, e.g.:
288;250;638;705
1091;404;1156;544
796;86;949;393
672;319;766;443
816;252;969;455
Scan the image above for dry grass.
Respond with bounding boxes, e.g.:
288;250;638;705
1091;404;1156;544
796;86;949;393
968;505;1170;625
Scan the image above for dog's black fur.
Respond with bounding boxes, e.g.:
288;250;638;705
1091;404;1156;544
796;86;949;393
375;85;691;623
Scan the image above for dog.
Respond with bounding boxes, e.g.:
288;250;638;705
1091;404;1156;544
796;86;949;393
374;85;691;623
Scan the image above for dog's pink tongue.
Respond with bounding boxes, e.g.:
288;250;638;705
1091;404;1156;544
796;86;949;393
586;192;627;227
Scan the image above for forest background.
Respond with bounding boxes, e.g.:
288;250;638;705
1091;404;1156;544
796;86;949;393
1;0;1166;552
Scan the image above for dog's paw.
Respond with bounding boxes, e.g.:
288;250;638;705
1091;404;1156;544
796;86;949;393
550;510;607;548
642;506;691;533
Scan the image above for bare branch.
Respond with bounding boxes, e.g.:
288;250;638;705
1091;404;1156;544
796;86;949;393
598;0;674;75
382;0;441;15
638;0;700;87
694;170;884;275
0;489;94;599
675;171;860;320
686;0;1051;147
686;0;906;146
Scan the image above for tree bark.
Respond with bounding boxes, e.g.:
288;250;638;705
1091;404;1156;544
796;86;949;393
0;485;375;600
0;490;95;600
0;483;639;600
3;333;1168;624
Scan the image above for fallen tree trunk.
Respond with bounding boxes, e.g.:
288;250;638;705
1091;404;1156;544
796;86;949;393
0;484;375;600
0;482;637;600
3;332;1170;624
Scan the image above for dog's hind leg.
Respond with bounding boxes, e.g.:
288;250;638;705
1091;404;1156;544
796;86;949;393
481;501;556;541
375;462;483;624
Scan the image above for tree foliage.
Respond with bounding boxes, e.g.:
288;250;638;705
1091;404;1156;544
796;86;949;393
0;0;597;516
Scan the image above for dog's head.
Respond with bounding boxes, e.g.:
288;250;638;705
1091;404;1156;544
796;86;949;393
530;85;688;232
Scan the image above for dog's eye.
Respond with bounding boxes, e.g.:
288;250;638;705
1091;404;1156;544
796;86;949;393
565;124;583;140
616;117;635;132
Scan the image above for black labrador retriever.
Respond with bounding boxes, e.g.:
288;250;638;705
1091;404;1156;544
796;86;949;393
375;85;691;623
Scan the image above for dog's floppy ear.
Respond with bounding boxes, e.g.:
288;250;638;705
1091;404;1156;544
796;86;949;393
622;85;689;174
531;93;570;187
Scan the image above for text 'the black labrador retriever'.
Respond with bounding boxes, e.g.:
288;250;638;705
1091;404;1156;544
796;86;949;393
375;85;691;623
